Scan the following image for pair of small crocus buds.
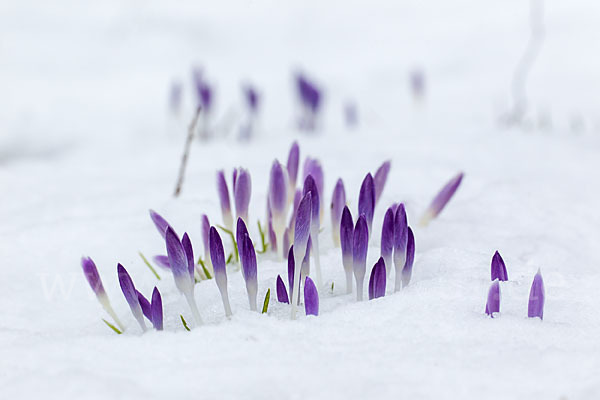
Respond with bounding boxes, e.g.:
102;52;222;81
117;263;163;331
276;245;319;316
339;206;370;300
384;203;416;292
216;168;252;231
420;172;464;226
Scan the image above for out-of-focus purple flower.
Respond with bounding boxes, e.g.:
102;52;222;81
381;207;395;277
82;257;124;331
491;251;508;281
269;160;288;257
291;192;312;318
169;80;182;115
151;287;163;330
344;101;358;127
410;69;425;99
358;173;375;235
340;206;354;294
181;232;195;281
193;68;213;111
420;172;464;226
304;276;319;316
330;178;346;247
209;226;233;317
401;227;415;288
149;209;172;239
240;232;258;311
296;73;322;130
373;161;391;206
303;158;324;219
233;168;252;224
393;204;408;292
117;263;147;332
485;280;500;317
137;290;151;321
353;215;369;301
528;269;545;320
287;141;300;194
368;257;387;300
303;175;322;287
244;85;259;113
153;255;170;270
276;275;289;304
201;214;213;271
216;170;233;230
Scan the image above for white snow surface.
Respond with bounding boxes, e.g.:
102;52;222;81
1;1;600;399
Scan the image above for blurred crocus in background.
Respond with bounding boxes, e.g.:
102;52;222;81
286;141;300;206
239;84;259;140
420;172;464;226
330;178;346;247
373;161;391;206
192;68;213;138
216;170;234;231
295;72;322;131
268;159;288;258
233;167;252;224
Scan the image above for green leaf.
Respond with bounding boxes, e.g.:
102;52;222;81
102;319;122;334
257;220;269;254
226;253;233;265
331;282;334;292
262;288;271;314
180;315;191;331
139;251;161;280
217;225;239;263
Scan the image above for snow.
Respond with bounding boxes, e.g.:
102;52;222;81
1;0;600;399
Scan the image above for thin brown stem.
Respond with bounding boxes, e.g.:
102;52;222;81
173;107;202;197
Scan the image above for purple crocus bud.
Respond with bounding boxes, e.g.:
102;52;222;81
373;161;391;206
420;172;464;226
288;246;295;301
153;255;170;269
303;158;324;220
276;275;289;304
244;85;259;113
528;269;545;320
240;233;258;311
340;206;354;294
330;178;346;247
485;280;501;317
216;170;233;230
209;226;232;317
381;207;395;278
201;214;213;272
401;227;415;288
353;215;369;301
269;159;288;258
181;232;195;281
287;141;300;195
368;257;387;300
491;251;508;281
82;257;124;331
303;175;322;288
166;227;202;325
192;68;212;111
149;209;172;239
304;276;319;316
233;168;252;224
287;189;302;236
236;217;249;257
291;192;312;319
393;204;408;292
151;287;163;330
117;264;147;332
358;173;375;235
137;290;151;321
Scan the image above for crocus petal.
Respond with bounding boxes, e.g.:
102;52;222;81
153;255;170;269
303;175;320;226
303;158;324;218
117;264;146;332
393;203;408;292
353;215;369;301
340;206;354;293
276;275;289;304
330;178;346;246
236;218;250;258
241;233;258;311
137;290;152;321
166;227;192;294
81;257;105;297
421;172;464;226
485;280;501;317
304;276;319;316
181;233;195;281
381;207;395;276
201;214;211;268
287;141;300;191
373;161;391;205
491;251;509;281
401;227;415;288
528;269;545;320
368;257;387;300
358;173;375;234
294;192;312;258
216;170;233;230
151;287;163;330
288;246;295;300
234;168;252;222
149;209;172;239
301;237;312;277
269;160;288;217
209;226;232;316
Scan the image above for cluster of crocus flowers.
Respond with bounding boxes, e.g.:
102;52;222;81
216;168;252;231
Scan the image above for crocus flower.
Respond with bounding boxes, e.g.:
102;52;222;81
330;178;346;247
291;192;312;319
304;276;319;316
137;290;151;321
81;257;124;331
216;170;233;231
491;251;508;281
151;287;163;330
193;68;213;112
358;173;375;235
340;206;354;294
209;227;233;317
287;141;300;200
381;206;395;278
233;168;251;224
393;204;408;292
244;85;259;113
420;172;464;226
368;257;387;300
303;158;324;220
149;209;172;239
296;73;322;130
276;275;289;304
239;232;258;311
528;269;545;320
485;280;500;317
117;263;146;332
353;215;369;301
303;175;322;288
410;69;425;99
181;232;195;281
269;159;288;258
236;217;250;255
153;255;170;269
166;227;202;325
373;161;391;206
201;214;213;272
401;227;415;288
